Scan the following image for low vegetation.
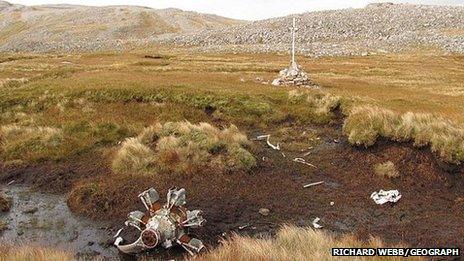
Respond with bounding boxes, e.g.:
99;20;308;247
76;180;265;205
374;161;400;178
194;225;421;261
343;105;464;164
0;51;463;259
0;220;7;232
1;78;29;88
0;194;11;212
0;109;129;164
0;246;73;261
0;124;63;164
112;122;256;176
287;90;343;121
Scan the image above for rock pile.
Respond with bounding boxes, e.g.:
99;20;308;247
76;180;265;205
0;2;463;55
272;62;318;88
166;3;464;56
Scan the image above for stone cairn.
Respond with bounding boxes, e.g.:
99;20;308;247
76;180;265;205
272;18;318;88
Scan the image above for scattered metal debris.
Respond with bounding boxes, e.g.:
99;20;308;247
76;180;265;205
371;190;402;205
114;187;206;256
238;224;250;230
7;180;15;186
281;152;286;158
293;158;317;168
303;181;324;188
256;134;280;150
330;201;335;206
113;228;123;238
301;147;313;157
312;217;323;229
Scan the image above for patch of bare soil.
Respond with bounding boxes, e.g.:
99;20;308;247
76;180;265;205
0;152;112;193
2;121;464;258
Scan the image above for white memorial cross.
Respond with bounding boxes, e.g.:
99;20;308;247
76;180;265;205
290;17;299;68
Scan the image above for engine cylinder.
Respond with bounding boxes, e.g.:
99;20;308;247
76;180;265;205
141;228;161;248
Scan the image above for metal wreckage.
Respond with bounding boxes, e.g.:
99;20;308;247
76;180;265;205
114;187;206;256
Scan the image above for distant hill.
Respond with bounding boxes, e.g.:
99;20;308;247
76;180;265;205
0;1;463;55
0;1;243;52
167;3;464;56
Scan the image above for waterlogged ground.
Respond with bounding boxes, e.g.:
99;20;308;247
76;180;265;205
0;51;463;259
0;185;117;259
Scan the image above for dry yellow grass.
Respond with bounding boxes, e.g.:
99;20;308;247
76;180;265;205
374;161;400;178
194;225;423;261
112;122;256;176
288;90;342;117
311;53;464;124
0;46;461;261
0;125;62;145
0;194;11;212
312;94;342;116
343;105;464;164
1;78;29;88
0;124;63;163
0;246;73;261
343;106;400;147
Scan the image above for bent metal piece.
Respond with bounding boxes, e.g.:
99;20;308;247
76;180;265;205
114;187;206;256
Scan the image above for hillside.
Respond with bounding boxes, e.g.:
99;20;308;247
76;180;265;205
167;3;464;56
0;2;463;55
0;1;243;52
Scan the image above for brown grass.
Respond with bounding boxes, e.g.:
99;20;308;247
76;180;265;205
194;225;422;261
0;246;73;261
0;220;7;232
287;90;342;119
1;78;29;88
312;52;464;125
0;194;11;212
0;48;462;260
0;124;63;163
374;161;400;178
112;122;256;176
343;105;464;164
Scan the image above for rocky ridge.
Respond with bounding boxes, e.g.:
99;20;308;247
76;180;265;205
165;3;464;56
0;1;242;52
0;2;463;55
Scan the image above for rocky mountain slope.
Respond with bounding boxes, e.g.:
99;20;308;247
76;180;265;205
0;1;242;52
167;3;464;56
0;1;463;55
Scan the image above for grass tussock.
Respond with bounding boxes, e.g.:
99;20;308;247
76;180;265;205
2;78;29;88
0;246;73;261
0;220;7;232
194;225;421;261
0;117;129;164
343;105;464;164
374;161;400;178
0;124;63;162
112;122;256;176
288;90;342;118
0;194;12;212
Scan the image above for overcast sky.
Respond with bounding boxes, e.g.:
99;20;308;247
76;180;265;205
10;0;464;20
